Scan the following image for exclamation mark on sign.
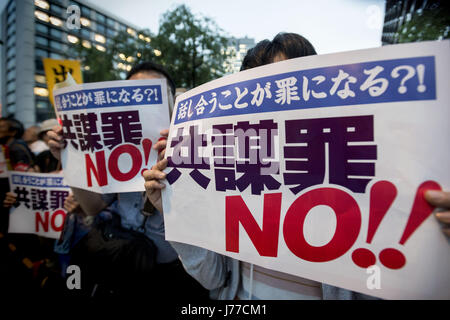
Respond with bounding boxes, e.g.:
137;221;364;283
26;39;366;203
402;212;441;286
352;181;397;268
416;64;426;93
379;180;441;269
140;138;153;176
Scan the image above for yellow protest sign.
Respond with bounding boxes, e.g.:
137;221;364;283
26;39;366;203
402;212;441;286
42;58;83;106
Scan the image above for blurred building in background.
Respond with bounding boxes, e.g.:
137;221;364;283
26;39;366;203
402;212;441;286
223;36;255;74
1;0;140;127
382;0;449;45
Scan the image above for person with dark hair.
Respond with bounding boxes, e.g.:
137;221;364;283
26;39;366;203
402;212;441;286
0;117;35;172
47;61;209;300
127;61;177;120
126;61;176;97
240;39;271;71
263;32;317;64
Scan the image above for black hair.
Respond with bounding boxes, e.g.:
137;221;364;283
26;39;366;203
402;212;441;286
126;61;176;96
1;117;24;139
262;32;317;65
240;39;271;71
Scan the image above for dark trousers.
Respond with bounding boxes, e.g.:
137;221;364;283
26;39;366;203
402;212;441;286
68;229;210;301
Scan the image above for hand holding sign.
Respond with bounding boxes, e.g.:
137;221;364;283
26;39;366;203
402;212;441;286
143;129;169;213
425;190;450;237
48;125;65;161
3;191;17;208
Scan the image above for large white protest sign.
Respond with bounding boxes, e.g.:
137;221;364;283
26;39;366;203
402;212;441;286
8;171;70;239
53;79;171;193
162;40;450;299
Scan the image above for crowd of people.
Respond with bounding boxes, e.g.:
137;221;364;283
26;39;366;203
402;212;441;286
1;32;449;301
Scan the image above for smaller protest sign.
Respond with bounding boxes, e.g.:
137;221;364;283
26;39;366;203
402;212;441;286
53;79;171;193
8;171;70;239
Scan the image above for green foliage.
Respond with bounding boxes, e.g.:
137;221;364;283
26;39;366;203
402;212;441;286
73;41;116;82
73;29;155;82
152;4;233;89
73;4;233;88
398;4;450;43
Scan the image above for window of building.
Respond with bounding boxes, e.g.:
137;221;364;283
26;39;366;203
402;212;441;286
34;87;49;97
7;59;15;71
7;104;16;115
96;13;106;24
107;18;116;28
80;17;91;27
7;82;15;93
7;93;15;104
50;52;63;59
49;16;63;27
81;6;91;17
36;100;50;110
96;24;105;34
81;28;91;39
36;23;49;34
35;74;46;84
95;44;106;52
35;0;50;10
7;12;15;24
7;1;16;14
50;40;63;50
35;59;44;71
7;35;15;47
94;33;106;43
7;69;16;81
7;24;15;37
35;48;48;57
107;29;117;38
7;47;15;58
36;36;48;46
82;40;91;48
50;28;63;39
67;34;79;43
50;4;64;16
35;10;50;23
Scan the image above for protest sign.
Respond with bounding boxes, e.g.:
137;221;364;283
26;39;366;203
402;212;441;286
162;40;450;299
53;79;171;193
43;58;83;106
8;171;70;239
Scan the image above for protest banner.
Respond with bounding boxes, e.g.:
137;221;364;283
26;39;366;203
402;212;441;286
53;79;171;193
8;171;70;239
162;40;450;299
43;58;83;107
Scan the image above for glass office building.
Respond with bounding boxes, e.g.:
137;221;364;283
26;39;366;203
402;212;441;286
1;0;141;127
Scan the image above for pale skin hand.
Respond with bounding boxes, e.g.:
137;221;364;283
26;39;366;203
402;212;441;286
3;192;17;208
425;190;450;237
47;125;64;161
143;129;169;213
64;193;82;214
